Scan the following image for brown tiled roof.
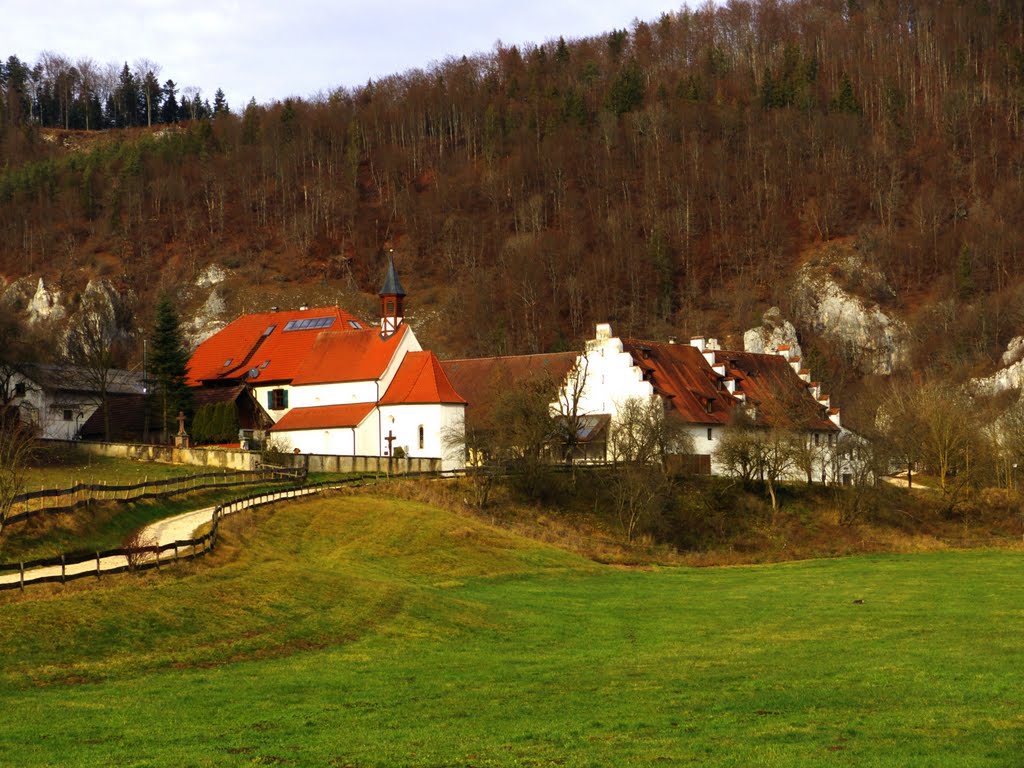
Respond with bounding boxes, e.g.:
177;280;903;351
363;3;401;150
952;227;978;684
621;340;837;431
621;341;734;425
440;352;578;427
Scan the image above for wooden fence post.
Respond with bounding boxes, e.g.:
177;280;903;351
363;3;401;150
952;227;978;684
19;562;24;591
96;552;101;578
60;553;65;584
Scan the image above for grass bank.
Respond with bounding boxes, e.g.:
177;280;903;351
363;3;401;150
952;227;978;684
1;491;1021;766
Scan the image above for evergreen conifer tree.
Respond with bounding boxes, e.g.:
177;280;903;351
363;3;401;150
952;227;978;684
149;297;192;443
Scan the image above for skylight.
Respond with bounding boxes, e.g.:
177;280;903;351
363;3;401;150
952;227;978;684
347;320;363;329
262;325;277;337
223;358;233;367
283;317;336;332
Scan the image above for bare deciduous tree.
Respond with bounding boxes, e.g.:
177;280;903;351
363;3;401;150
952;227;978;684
0;419;35;543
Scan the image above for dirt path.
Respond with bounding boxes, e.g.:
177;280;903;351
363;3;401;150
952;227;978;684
0;484;347;589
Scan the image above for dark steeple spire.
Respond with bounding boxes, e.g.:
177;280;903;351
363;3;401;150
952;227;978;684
379;252;406;298
379;250;405;336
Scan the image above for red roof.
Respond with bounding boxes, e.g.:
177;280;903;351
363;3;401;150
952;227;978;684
187;307;365;386
380;351;466;405
290;324;409;385
269;403;375;432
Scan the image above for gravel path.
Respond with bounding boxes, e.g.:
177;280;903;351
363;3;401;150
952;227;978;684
0;484;343;589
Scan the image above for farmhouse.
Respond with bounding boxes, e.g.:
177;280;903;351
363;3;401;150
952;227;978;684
577;324;841;475
186;257;466;470
443;323;844;479
5;363;146;441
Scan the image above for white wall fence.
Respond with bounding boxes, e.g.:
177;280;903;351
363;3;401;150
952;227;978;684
45;440;443;475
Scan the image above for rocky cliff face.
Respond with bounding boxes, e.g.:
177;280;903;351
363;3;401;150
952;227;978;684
791;247;909;376
743;306;802;359
182;265;230;350
971;336;1024;396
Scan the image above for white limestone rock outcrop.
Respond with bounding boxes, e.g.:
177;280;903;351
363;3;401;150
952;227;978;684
62;279;135;358
743;307;802;359
792;250;909;375
183;288;228;350
971;336;1024;396
194;264;227;290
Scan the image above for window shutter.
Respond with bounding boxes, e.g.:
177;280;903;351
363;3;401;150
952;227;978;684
267;391;274;409
282;389;289;408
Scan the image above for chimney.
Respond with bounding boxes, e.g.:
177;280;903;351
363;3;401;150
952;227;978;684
299;305;309;311
668;336;678;345
689;336;706;352
270;306;279;312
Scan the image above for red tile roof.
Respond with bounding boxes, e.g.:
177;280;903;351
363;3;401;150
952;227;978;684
268;403;375;432
186;306;365;386
380;351;466;405
290;325;409;385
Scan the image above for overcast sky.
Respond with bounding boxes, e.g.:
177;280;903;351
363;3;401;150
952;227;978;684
7;0;681;110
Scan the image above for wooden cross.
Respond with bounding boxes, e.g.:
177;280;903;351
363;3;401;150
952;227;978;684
384;430;396;456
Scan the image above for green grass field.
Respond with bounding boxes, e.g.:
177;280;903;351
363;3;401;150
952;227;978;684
23;451;219;491
1;492;1021;767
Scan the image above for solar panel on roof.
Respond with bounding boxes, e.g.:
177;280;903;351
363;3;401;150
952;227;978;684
283;317;336;332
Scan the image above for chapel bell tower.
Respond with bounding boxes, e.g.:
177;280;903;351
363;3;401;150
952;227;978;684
379;249;406;337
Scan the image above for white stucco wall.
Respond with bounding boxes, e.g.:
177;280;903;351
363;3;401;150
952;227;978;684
274;427;358;456
377;402;466;471
288;381;379;409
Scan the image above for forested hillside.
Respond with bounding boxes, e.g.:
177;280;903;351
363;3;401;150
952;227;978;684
2;1;1023;397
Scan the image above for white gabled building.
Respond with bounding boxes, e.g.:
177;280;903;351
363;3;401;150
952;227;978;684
561;323;843;477
187;256;467;470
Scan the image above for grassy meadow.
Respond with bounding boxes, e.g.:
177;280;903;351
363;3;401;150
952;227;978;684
0;491;1021;767
23;450;207;491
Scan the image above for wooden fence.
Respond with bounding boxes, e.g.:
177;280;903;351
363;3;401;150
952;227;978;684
6;467;305;528
0;470;459;592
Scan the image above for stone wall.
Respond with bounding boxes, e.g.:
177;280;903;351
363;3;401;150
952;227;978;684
47;440;442;475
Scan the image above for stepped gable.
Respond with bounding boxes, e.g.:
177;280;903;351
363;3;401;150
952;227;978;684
187;306;365;386
380;351;466;405
620;340;735;425
620;339;837;432
289;324;409;385
269;403;376;432
440;352;578;423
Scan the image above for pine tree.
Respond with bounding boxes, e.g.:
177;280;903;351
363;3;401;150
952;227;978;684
160;79;178;123
149;297;192;443
213;88;228;116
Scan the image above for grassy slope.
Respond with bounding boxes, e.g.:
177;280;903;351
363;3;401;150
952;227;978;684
22;453;206;490
1;492;1022;767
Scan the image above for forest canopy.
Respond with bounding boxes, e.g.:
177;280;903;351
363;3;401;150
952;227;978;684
1;0;1023;391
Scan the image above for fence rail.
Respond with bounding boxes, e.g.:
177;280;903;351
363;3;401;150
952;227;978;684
7;467;305;527
0;469;460;591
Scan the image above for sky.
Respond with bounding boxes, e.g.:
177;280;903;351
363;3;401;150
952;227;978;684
6;0;681;111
